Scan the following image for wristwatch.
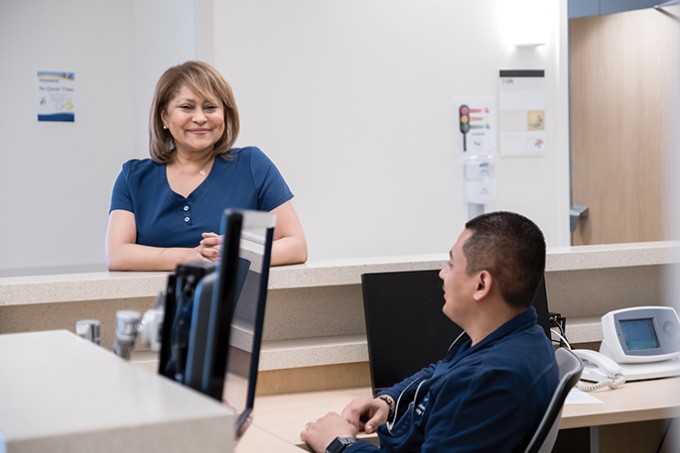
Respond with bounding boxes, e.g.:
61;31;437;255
325;436;356;453
377;394;395;420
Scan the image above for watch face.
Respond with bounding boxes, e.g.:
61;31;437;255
326;436;356;453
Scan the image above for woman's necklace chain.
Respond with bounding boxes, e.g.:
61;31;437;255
175;155;212;177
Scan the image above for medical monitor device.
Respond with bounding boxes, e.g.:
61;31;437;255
361;270;551;394
600;306;680;364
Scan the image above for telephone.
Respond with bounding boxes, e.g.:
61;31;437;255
572;349;625;392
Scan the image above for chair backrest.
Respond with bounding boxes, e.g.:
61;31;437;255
524;347;584;453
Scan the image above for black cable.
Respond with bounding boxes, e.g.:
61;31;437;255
549;312;569;347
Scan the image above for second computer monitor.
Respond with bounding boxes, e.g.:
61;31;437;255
361;270;551;394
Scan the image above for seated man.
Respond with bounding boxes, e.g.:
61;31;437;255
301;211;559;453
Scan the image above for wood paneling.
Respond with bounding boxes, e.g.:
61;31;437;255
570;7;680;244
256;362;371;395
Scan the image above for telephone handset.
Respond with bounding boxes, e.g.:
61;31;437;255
572;349;626;392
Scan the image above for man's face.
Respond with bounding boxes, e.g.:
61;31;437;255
439;229;477;323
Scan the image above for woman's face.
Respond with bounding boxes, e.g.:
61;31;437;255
162;85;225;156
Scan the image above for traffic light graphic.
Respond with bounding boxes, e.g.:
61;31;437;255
458;104;490;152
459;104;470;151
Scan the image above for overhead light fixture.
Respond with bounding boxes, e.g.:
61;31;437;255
498;0;550;47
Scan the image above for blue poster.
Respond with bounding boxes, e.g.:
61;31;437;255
37;71;75;122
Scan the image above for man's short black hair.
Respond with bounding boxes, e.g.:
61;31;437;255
463;211;546;308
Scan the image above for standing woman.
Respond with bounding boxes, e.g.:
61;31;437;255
106;61;307;271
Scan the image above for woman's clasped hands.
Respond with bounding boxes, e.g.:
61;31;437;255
197;232;221;262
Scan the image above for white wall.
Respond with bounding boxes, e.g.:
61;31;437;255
213;0;571;260
0;0;571;273
0;0;197;275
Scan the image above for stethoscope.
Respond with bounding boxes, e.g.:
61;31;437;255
385;331;468;434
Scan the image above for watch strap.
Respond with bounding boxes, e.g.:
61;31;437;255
377;394;395;420
325;436;356;453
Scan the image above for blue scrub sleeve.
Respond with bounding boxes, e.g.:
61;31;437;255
109;161;134;213
247;147;294;212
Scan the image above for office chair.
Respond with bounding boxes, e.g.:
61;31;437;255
524;347;584;453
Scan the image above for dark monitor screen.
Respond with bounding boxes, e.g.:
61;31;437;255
201;210;274;435
160;209;275;438
158;261;216;384
361;270;551;394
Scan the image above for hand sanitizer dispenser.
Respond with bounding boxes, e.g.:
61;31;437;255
464;155;495;218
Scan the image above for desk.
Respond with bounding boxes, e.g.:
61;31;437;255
0;331;235;453
252;387;372;447
562;378;680;452
561;377;680;429
236;424;304;452
250;380;680;452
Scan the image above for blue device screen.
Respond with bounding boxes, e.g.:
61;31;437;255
620;318;659;351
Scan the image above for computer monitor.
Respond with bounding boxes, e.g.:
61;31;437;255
201;210;275;435
361;270;551;394
159;209;275;438
158;261;217;383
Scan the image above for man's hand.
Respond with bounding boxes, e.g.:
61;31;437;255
341;396;390;434
300;412;357;453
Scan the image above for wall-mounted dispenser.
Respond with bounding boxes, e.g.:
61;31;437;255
464;154;495;219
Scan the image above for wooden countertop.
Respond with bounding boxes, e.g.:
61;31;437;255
249;378;680;447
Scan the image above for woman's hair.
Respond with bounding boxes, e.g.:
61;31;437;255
463;211;546;308
148;61;240;163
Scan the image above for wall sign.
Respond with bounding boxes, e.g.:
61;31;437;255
453;97;496;156
498;69;545;157
37;71;75;122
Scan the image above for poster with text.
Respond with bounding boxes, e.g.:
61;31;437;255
37;71;75;122
498;70;545;157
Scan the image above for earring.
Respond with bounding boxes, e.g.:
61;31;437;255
163;124;168;129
